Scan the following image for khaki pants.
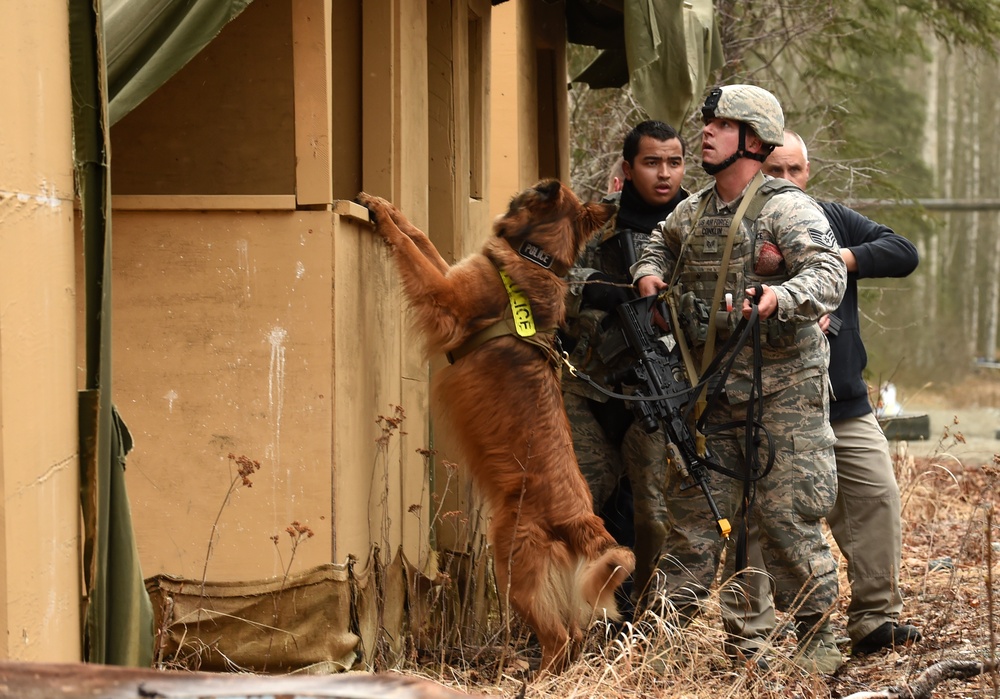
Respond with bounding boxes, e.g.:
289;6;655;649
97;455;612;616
722;410;903;644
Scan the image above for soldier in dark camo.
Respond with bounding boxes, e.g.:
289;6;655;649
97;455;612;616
562;121;688;602
632;84;848;674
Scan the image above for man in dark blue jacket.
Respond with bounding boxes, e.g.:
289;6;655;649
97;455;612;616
722;130;922;659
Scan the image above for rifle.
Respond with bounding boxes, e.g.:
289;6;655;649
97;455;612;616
604;293;732;539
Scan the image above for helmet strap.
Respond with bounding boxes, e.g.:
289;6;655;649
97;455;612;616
702;123;773;175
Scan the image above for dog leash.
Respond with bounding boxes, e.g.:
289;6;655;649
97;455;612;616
558;296;753;408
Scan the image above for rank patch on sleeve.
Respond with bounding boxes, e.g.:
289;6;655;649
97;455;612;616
808;227;837;249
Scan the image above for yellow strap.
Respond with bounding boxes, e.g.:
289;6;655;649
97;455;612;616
498;269;536;337
680;172;765;456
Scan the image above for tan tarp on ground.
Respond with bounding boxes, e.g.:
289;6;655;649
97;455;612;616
145;548;498;673
148;562;366;673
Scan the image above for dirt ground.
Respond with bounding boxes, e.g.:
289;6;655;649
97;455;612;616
899;377;1000;466
829;443;998;699
834;379;1000;698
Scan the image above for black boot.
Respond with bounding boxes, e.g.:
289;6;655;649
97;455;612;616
852;621;922;656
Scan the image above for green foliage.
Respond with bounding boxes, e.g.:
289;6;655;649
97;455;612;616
906;0;1000;54
571;0;999;199
712;0;934;200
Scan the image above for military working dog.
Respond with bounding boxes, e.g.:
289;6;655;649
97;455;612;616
356;180;634;672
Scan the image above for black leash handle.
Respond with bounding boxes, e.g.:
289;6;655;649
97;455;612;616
737;282;769;575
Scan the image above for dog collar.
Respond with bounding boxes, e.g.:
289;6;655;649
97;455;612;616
518;240;553;269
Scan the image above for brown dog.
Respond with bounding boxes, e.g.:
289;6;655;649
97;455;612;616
356;180;635;672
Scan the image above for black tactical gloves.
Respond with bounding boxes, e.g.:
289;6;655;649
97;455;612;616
582;272;632;312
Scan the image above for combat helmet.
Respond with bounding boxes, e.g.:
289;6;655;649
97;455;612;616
700;84;785;175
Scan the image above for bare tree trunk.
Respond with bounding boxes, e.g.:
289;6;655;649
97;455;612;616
915;36;940;370
985;85;1000;363
988;219;1000;363
965;65;981;358
922;32;939;186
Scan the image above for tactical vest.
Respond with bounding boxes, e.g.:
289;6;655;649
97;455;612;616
562;222;654;403
675;178;801;349
599;228;652;282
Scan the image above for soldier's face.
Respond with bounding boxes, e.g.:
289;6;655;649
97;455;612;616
622;136;685;207
764;133;810;189
701;117;742;166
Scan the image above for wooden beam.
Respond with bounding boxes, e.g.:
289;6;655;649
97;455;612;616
111;194;297;210
292;0;334;205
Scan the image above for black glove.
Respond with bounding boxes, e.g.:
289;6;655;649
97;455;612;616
582;272;631;313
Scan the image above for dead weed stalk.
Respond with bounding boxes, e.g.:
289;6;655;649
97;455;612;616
200;453;260;599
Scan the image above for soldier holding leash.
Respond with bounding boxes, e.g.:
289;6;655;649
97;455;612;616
632;85;848;673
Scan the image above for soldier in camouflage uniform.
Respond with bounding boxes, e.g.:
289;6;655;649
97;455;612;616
720;129;922;657
632;85;848;674
562;120;688;600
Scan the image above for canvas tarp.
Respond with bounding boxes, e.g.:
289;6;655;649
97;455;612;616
625;0;724;128
572;0;725;129
147;563;367;673
105;0;254;125
71;0;153;668
144;548;493;673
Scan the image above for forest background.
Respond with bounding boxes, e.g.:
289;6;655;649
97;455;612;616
568;0;1000;418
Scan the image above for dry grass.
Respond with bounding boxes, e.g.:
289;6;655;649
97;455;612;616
154;402;999;696
391;421;1000;698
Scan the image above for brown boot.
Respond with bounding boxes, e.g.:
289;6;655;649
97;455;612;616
794;617;844;675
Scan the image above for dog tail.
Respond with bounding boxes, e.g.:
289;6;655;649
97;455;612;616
579;545;635;624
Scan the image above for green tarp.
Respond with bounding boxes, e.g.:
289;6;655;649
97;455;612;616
69;0;255;667
70;0;152;667
624;0;724;128
105;0;254;125
572;0;724;129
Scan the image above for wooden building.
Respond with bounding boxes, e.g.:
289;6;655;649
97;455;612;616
0;0;580;667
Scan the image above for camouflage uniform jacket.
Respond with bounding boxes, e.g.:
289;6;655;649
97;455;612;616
630;175;847;403
563;190;686;402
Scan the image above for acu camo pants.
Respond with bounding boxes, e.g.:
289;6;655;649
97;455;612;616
563;391;672;599
652;374;840;632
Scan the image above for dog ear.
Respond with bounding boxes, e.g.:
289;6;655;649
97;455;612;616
534;179;562;200
577;201;616;235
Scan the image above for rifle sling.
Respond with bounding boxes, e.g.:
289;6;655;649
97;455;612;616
700;171;765;377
